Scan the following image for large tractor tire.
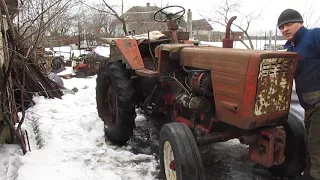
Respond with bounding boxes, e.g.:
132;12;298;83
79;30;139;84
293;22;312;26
159;122;206;180
268;113;306;178
96;60;136;145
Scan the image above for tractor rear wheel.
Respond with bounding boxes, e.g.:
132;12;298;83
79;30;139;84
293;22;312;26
268;113;306;178
96;60;136;145
159;122;206;180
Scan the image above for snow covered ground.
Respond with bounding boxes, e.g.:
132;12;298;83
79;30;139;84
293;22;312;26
0;76;158;180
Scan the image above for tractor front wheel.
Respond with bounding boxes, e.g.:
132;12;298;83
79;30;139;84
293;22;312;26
96;60;136;145
159;122;206;180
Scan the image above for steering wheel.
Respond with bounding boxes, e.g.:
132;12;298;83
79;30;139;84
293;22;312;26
154;5;185;22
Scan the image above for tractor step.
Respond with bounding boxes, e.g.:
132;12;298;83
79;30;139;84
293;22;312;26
135;69;159;77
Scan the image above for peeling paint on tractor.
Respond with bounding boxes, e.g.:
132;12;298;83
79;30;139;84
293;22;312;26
254;57;294;116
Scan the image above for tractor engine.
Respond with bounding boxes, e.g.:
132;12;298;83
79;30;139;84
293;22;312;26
187;71;213;96
171;71;214;113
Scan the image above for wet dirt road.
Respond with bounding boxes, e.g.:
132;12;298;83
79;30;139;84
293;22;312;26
127;119;280;180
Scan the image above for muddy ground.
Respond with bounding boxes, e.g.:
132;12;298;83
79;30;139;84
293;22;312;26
127;118;297;180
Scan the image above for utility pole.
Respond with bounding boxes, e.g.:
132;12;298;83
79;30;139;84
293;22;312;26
275;25;277;51
255;33;257;50
269;30;272;50
187;9;192;39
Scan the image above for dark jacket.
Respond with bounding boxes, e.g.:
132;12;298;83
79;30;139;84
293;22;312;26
284;26;320;109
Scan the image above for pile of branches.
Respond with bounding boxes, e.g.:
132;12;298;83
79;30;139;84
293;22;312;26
0;0;63;154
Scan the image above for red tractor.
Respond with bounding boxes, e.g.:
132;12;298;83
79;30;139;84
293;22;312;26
96;5;305;180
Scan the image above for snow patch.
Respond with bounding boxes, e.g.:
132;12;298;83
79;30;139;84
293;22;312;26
0;75;158;180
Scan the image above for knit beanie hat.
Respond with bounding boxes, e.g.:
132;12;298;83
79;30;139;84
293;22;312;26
277;9;303;27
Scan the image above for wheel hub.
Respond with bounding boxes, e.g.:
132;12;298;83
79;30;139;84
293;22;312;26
163;141;176;180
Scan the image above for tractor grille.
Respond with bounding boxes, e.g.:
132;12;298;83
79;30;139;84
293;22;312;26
254;57;294;116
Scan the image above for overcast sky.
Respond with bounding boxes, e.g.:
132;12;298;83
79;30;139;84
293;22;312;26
87;0;320;33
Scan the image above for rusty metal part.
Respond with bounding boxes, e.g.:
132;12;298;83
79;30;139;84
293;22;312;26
223;16;237;48
28;61;63;99
189;72;202;94
197;132;236;145
74;53;106;76
188;72;212;96
175;93;211;110
147;31;157;69
248;127;286;167
254;57;296;116
162;31;190;41
25;130;31;151
180;47;298;130
174;115;192;127
239;134;258;145
169;29;179;43
162;92;175;105
156;44;194;74
135;69;159;77
111;39;145;70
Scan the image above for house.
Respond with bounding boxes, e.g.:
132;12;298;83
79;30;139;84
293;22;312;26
191;19;213;41
113;3;186;37
210;30;245;42
232;31;244;40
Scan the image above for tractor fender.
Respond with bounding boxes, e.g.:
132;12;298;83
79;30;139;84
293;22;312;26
102;38;145;70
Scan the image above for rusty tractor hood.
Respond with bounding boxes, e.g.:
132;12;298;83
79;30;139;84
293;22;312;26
179;46;299;130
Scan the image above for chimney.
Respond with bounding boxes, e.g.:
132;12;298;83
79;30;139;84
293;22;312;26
146;2;150;7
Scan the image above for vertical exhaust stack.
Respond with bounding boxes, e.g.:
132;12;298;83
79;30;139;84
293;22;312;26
187;9;192;39
223;16;237;48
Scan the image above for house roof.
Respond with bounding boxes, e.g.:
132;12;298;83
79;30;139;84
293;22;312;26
121;6;160;22
192;19;213;31
126;6;160;13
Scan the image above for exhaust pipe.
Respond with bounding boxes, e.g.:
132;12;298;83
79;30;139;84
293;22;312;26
238;135;258;145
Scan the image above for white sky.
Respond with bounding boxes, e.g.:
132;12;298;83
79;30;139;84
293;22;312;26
87;0;320;33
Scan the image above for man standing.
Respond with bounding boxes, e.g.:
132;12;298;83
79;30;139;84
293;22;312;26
277;9;320;180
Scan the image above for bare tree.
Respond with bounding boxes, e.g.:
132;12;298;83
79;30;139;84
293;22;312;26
81;0;128;36
301;2;320;28
205;0;263;49
0;0;63;153
47;9;78;37
101;0;128;36
81;3;116;37
16;0;73;47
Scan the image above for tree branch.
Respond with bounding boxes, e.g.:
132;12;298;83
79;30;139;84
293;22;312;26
20;0;62;37
80;1;112;14
205;0;262;49
101;0;128;36
19;0;71;44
